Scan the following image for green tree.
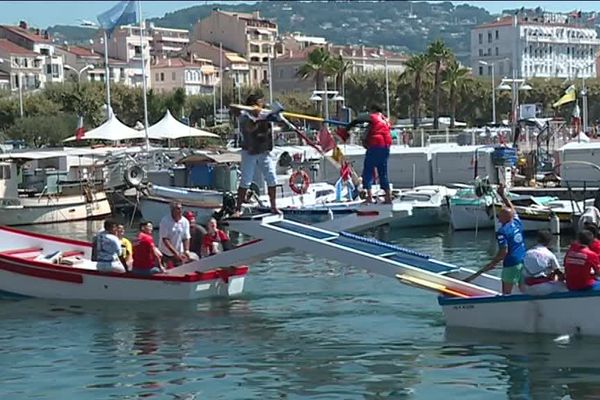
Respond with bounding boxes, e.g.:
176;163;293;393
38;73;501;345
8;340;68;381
442;60;470;128
427;39;453;130
7;113;77;147
400;53;432;128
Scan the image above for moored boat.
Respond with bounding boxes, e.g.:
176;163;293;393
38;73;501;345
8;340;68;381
0;226;247;300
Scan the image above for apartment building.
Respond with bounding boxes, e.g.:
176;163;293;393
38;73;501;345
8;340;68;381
471;13;600;79
92;24;151;88
148;25;189;57
279;33;327;53
151;57;216;95
192;9;279;86
272;43;406;94
185;40;250;88
56;45;129;84
0;39;43;91
0;21;63;88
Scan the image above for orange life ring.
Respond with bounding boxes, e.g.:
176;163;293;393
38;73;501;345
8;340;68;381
289;170;310;195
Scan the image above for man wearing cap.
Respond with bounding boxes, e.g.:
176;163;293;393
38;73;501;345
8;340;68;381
183;210;207;259
158;201;191;268
235;94;280;215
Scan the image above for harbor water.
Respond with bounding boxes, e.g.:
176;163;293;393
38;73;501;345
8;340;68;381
2;221;599;399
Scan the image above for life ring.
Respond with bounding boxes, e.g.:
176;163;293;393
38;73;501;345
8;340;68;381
289;170;310;195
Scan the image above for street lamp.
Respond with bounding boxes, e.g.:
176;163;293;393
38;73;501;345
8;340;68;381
573;61;595;132
479;58;509;124
310;88;344;122
64;64;95;83
497;76;533;135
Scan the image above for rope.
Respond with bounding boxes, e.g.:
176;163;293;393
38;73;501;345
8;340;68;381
339;231;430;259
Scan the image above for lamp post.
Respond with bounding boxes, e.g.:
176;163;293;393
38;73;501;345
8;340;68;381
479;58;510;124
64;64;95;83
310;87;345;122
574;61;595;133
497;77;532;136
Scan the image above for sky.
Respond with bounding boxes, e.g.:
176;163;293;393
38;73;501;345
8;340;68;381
2;1;600;27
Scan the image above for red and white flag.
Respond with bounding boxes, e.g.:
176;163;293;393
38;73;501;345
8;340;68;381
317;125;336;153
75;116;85;141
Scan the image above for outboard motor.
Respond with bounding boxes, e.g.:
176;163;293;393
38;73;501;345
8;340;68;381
213;191;238;221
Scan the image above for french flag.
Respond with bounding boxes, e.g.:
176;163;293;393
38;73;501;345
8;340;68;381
75;116;85;141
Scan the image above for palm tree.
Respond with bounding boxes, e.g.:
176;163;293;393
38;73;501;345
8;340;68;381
297;47;331;91
442;60;470;128
427;40;453;130
297;47;331;115
326;54;353;119
399;53;432;129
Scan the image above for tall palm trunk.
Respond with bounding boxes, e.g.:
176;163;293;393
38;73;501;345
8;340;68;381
450;86;456;129
412;74;422;129
433;60;441;130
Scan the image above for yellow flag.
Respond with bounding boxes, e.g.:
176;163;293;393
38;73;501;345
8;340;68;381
552;85;576;108
331;146;344;163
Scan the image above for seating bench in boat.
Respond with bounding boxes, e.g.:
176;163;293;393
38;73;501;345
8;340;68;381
0;247;43;256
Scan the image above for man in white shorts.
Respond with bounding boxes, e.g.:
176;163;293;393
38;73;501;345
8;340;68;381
521;230;567;296
234;94;280;215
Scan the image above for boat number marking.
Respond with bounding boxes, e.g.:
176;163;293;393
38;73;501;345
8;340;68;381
452;305;474;310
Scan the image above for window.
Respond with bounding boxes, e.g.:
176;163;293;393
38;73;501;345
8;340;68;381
0;165;10;180
172;71;176;81
134;46;141;56
495;47;498;56
479;49;483;56
478;66;483;75
160;72;164;81
46;64;52;74
51;64;59;78
478;33;482;44
40;48;49;56
487;48;491;56
253;69;258;81
250;44;260;53
487;32;492;43
495;30;499;39
263;70;267;81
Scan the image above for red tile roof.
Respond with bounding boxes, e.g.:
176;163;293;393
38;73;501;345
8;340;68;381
64;45;101;58
0;39;37;55
0;25;52;43
153;57;212;69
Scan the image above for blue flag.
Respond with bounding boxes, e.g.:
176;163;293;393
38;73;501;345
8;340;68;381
97;0;139;35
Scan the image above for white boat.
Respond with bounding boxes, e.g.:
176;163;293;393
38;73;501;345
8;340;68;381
0;226;247;300
390;185;456;228
449;186;495;230
138;184;223;225
439;290;600;336
0;161;111;226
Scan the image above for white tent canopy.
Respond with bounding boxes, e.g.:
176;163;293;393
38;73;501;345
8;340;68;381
63;114;145;142
147;110;219;140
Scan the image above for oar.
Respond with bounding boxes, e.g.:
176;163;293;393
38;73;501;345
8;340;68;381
230;103;349;126
395;274;470;298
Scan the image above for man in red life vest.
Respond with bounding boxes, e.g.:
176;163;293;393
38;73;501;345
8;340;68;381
201;218;232;257
346;104;392;204
131;221;164;275
564;229;600;291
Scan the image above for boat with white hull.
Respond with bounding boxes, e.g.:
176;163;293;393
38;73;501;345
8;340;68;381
449;187;495;230
0;161;111;226
390;186;455;228
0;226;247;300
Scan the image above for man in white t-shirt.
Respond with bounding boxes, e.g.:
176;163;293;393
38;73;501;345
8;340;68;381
521;230;567;296
159;201;191;268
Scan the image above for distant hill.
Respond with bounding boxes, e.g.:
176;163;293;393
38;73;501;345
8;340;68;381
46;1;495;62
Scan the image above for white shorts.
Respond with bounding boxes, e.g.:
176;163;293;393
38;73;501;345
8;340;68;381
239;150;277;189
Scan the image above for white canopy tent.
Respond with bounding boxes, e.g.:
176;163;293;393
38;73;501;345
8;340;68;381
63;115;145;142
147;110;219;140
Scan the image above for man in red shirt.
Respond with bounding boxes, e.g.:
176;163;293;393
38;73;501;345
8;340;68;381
131;221;164;275
583;223;600;255
201;218;232;257
347;104;392;204
564;229;600;291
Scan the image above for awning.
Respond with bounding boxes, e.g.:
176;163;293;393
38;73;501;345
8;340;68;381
177;152;241;165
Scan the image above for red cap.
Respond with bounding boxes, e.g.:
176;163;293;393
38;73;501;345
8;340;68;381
183;211;195;220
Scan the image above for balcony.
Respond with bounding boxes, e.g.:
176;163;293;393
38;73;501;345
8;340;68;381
525;35;600;45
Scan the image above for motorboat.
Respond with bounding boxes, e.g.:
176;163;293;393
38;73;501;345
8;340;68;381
390;185;456;228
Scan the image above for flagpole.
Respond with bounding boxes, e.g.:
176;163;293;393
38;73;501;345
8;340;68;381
138;0;150;152
219;42;223;119
103;31;111;119
384;57;390;117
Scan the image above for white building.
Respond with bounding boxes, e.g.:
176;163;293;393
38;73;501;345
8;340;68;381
471;14;600;79
151;57;216;95
148;25;189;57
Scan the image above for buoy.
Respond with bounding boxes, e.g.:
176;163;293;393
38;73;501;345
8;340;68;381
550;213;560;235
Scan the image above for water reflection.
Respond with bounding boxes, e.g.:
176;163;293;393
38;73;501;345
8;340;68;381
445;327;600;400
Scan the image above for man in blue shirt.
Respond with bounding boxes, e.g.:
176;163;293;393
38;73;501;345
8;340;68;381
466;183;526;294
